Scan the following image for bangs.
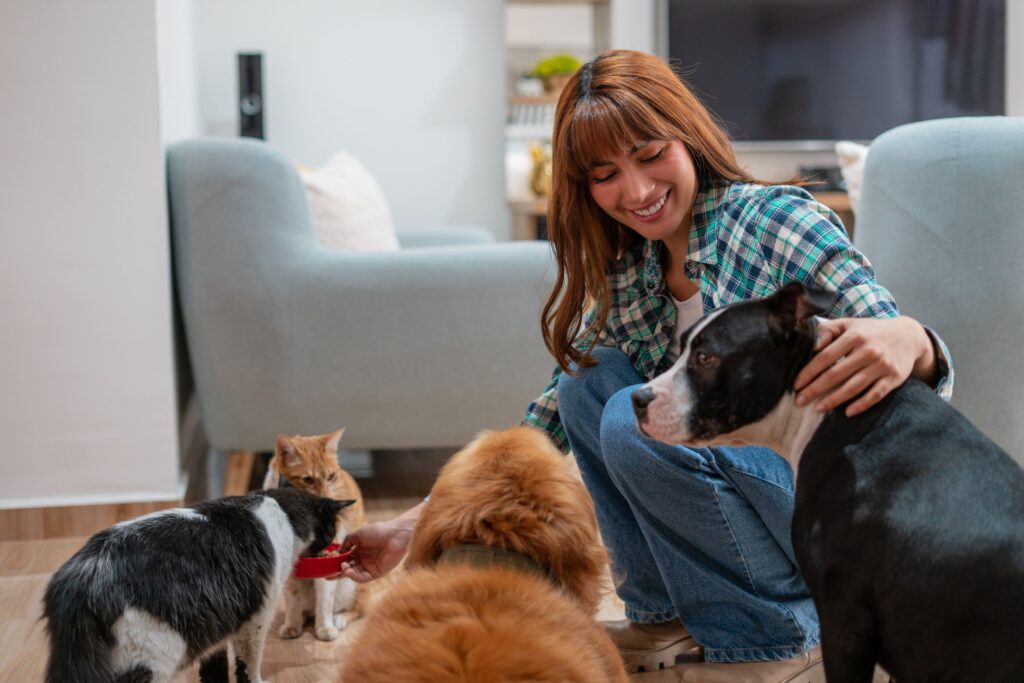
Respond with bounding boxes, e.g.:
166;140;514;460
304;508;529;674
562;92;675;181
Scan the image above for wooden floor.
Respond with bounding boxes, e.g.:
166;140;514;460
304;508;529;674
0;493;712;682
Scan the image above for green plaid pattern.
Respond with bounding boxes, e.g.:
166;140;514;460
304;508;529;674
525;179;954;452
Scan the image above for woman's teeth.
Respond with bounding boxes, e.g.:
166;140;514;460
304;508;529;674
633;193;667;217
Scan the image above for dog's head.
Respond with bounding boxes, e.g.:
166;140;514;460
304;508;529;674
406;426;609;614
634;282;833;446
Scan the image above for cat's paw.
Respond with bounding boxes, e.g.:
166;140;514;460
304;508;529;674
315;624;340;641
278;623;303;640
333;613;349;630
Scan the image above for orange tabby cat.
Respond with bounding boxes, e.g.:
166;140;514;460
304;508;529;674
263;428;366;641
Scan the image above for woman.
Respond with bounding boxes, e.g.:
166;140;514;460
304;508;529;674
341;50;952;680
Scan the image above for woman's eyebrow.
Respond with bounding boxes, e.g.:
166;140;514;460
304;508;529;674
589;140;651;168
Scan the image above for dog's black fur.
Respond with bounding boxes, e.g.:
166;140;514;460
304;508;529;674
640;282;1024;682
796;377;1024;682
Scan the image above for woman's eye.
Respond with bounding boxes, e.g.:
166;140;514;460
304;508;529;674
592;171;616;184
641;147;666;163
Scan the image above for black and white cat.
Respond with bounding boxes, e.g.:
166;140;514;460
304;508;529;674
43;487;354;683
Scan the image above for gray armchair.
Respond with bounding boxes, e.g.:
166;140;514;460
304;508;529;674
855;116;1024;464
167;139;557;472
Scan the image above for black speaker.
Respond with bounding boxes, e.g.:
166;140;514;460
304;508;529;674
238;53;264;139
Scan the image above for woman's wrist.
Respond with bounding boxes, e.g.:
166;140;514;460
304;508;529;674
908;318;938;385
392;501;425;542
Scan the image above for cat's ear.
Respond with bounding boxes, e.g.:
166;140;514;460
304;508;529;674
275;435;302;468
327;498;357;516
325;428;346;453
262;462;281;489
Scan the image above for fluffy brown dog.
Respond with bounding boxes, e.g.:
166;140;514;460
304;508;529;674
340;426;628;682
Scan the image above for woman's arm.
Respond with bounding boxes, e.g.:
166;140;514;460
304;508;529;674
757;189;953;417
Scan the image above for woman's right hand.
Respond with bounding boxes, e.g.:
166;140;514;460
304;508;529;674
336;501;424;583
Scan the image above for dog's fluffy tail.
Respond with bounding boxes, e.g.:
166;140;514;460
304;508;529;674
43;562;118;683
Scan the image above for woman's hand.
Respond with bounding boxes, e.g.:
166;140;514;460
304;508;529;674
793;316;936;417
332;501;424;583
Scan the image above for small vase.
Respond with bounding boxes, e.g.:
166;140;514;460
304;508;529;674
542;73;572;96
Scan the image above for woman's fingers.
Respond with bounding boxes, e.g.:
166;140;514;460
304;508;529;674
794;321;855;392
340;560;374;583
812;318;843;352
844;376;896;416
795;334;859;401
812;363;882;413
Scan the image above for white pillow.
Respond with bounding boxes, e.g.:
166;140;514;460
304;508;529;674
834;141;869;217
299;151;401;252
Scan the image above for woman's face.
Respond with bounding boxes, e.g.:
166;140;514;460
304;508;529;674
586;139;698;243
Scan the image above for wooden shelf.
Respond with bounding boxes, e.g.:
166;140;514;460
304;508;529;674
509;94;559;106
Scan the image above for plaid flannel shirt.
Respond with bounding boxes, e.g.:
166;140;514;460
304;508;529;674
524;179;954;452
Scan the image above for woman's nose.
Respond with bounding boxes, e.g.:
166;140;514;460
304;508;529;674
620;167;655;204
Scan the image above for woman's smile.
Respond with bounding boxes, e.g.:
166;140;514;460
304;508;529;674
627;189;670;223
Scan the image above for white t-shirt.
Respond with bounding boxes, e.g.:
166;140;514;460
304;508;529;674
662;291;704;366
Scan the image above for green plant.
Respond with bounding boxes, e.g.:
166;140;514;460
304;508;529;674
530;53;582;79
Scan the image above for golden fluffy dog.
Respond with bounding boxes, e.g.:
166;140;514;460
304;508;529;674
340;426;628;682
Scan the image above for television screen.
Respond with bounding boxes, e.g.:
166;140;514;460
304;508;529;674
666;0;1005;142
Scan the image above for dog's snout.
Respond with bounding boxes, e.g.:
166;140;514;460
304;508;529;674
632;386;656;418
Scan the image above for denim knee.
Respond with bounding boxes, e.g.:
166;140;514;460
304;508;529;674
556;347;636;424
600;386;711;476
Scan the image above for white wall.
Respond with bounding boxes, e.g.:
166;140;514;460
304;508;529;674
1009;0;1023;116
0;0;181;508
156;0;202;143
190;0;509;238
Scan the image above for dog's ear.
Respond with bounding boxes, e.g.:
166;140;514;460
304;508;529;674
767;282;834;345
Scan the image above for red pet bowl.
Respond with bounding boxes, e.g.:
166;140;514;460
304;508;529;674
292;543;356;580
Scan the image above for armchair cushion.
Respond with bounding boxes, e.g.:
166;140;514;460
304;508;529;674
299;150;400;252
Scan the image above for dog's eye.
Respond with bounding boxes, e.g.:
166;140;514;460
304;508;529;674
694;351;713;366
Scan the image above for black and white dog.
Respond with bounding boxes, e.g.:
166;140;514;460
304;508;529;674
632;282;1024;683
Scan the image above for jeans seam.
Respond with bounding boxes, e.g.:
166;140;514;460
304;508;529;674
723;465;797;497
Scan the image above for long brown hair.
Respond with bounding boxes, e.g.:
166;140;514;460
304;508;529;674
543;49;772;373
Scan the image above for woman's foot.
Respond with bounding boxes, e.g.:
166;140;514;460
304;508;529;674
603;618;704;672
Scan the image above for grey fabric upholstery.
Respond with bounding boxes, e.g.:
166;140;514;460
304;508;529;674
855;116;1024;464
167;138;557;452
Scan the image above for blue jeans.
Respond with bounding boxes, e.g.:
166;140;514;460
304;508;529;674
557;347;820;663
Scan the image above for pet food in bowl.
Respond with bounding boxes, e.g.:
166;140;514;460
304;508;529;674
293;543;355;580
